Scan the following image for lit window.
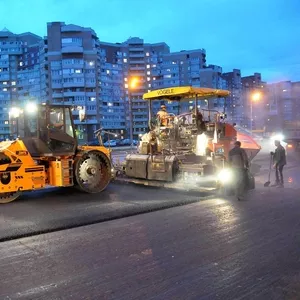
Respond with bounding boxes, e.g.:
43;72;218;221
89;61;95;66
106;70;110;74
75;69;81;74
146;65;150;69
148;83;151;87
147;71;151;75
124;83;128;88
123;58;127;63
147;77;151;81
90;97;96;101
4;121;8;125
3;82;7;85
19;62;23;66
124;77;127;81
153;77;156;80
108;103;113;107
152;64;156;67
3;88;7;91
11;81;16;86
146;52;150;56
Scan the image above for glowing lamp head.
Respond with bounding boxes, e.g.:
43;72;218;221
25;102;37;114
252;92;261;102
129;77;139;89
9;107;22;118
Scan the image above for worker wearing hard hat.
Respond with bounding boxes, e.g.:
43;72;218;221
157;104;172;126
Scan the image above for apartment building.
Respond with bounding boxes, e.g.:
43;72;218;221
45;22;101;143
241;73;266;130
266;81;300;133
98;43;126;137
100;37;170;139
222;69;243;124
0;28;42;139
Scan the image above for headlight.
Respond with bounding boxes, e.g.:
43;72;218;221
217;169;233;183
271;134;284;142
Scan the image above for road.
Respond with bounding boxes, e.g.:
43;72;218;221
1;144;300;299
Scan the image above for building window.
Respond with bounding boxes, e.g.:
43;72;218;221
146;52;150;56
123;58;127;63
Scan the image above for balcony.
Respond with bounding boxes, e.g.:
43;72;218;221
129;66;145;71
63;82;85;88
61;46;83;53
52;92;63;98
129;53;144;58
64;91;85;97
62;62;84;69
52;83;63;89
129;47;144;52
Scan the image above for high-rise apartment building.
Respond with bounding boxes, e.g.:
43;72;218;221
222;69;242;124
98;42;126;138
151;49;207;113
100;37;170;139
241;73;266;130
45;22;101;143
265;81;300;133
0;28;42;139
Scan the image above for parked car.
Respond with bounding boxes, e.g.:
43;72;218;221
119;139;131;146
119;139;138;146
103;140;117;147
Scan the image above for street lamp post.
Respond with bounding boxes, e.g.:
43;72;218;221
128;77;139;149
250;91;261;132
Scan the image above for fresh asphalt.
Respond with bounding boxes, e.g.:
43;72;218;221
1;143;300;299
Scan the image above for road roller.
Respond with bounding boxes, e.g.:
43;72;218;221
0;102;112;203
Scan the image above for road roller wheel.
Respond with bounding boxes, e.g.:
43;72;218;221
74;151;111;193
0;191;21;204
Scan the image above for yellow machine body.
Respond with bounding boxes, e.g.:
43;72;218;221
0;140;46;194
0;139;112;203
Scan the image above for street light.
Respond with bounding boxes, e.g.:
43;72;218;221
9;107;23;138
250;91;262;132
9;107;22;118
127;76;139;148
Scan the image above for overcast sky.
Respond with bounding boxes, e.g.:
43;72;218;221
1;0;300;82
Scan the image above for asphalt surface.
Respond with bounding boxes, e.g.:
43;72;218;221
1;186;300;299
1;143;300;299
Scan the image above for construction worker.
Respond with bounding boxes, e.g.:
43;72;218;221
271;140;286;188
157;104;171;126
229;141;249;200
